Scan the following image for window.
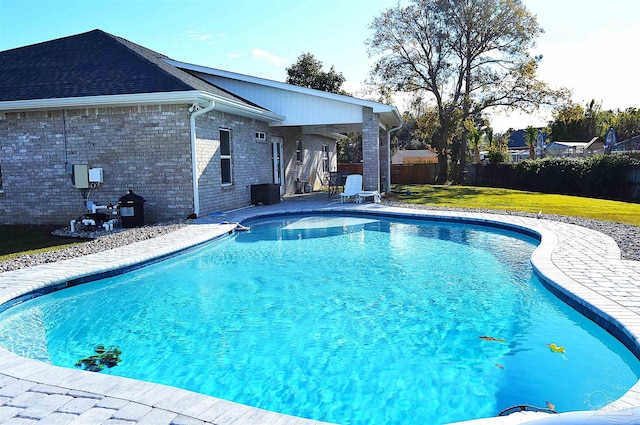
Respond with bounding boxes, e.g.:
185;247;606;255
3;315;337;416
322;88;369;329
255;131;267;142
0;160;3;192
322;144;329;173
296;140;303;163
220;129;232;185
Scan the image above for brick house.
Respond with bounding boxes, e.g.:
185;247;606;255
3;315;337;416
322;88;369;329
0;30;401;224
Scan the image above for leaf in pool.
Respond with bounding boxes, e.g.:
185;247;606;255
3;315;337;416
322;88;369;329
546;343;565;353
479;335;506;342
76;345;122;372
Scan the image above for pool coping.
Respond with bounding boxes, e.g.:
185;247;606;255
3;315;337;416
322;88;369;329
1;199;640;424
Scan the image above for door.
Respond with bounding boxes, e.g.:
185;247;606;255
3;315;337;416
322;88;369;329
271;137;285;195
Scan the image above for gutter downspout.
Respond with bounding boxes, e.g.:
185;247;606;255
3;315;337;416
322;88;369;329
387;123;402;192
189;101;216;217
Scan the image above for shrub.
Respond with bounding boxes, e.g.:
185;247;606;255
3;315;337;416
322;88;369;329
485;155;640;200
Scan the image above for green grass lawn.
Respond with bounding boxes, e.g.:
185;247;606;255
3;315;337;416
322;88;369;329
387;185;640;227
0;225;87;261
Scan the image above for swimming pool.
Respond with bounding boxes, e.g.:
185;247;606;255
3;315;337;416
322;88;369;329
0;214;638;425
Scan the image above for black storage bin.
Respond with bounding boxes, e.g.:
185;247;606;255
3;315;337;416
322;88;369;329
118;190;145;228
251;184;280;205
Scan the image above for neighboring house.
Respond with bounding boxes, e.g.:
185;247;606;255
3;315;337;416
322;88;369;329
391;149;438;164
507;129;529;150
0;30;401;224
507;128;550;149
612;135;640;153
545;137;604;158
507;128;550;163
508;150;531;163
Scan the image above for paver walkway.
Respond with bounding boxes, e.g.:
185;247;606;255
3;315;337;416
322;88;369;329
1;194;640;424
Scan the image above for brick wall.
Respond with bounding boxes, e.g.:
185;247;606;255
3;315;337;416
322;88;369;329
362;107;380;191
379;127;389;192
0;105;276;225
195;111;273;214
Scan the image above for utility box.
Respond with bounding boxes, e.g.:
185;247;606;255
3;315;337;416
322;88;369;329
73;164;89;189
118;190;145;228
89;168;104;183
250;184;280;205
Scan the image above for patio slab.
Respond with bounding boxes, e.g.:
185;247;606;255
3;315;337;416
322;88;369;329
1;193;640;424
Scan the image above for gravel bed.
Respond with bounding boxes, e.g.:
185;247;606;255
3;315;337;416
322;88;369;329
2;205;639;273
0;221;189;273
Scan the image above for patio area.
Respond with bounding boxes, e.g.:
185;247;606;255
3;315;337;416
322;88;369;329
1;193;640;424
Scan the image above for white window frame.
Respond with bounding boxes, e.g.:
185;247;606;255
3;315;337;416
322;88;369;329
220;128;232;186
322;144;329;173
296;140;303;163
255;131;267;142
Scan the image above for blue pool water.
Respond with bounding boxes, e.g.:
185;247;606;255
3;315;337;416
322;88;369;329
0;215;639;424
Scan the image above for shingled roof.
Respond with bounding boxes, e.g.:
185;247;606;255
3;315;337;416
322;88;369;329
0;29;265;110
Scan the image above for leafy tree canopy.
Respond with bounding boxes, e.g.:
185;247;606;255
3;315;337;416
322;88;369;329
611;107;640;142
286;53;356;161
547;101;640;144
286;52;347;95
547;101;640;143
367;0;569;182
396;94;440;151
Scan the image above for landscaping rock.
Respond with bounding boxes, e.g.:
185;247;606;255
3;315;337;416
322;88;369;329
0;220;189;272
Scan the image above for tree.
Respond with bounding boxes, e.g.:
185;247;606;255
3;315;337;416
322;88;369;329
286;53;356;162
548;100;609;141
286;52;346;95
485;126;494;149
612;107;640;142
468;127;482;163
367;0;568;183
396;95;440;151
338;133;363;163
549;102;585;141
488;132;510;164
524;126;538;159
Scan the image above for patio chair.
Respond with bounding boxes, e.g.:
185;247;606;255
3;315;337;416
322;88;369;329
327;171;339;197
339;174;363;203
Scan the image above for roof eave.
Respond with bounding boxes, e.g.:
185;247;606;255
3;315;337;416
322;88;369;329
208;94;285;123
0;91;206;112
0;90;285;124
166;59;402;127
303;131;348;140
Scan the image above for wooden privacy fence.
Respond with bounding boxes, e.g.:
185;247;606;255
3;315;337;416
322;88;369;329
620;167;640;200
463;164;514;188
340;162;640;201
338;163;439;186
337;163;363;176
464;164;640;201
392;164;438;184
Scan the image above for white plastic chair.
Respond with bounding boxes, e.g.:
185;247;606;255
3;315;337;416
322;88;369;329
339;174;363;202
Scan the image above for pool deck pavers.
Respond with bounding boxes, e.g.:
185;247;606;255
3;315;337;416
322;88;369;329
1;193;640;424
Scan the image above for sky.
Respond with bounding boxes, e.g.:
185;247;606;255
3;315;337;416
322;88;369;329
0;0;639;133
